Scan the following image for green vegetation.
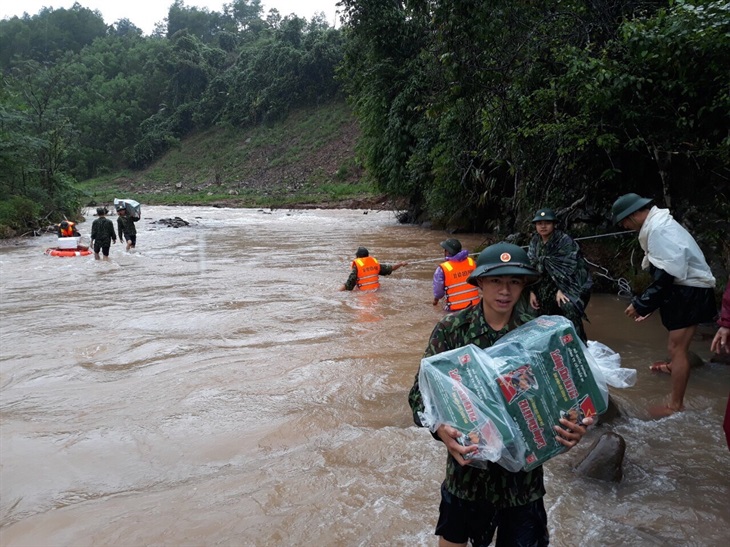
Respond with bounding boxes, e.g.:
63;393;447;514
74;100;371;208
0;1;347;235
0;0;728;268
339;0;729;235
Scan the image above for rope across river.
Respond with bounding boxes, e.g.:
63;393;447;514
383;230;636;298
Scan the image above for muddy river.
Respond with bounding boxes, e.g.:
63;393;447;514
1;206;728;546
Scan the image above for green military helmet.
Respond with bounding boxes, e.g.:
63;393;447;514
611;193;653;225
355;246;369;258
440;238;462;256
467;242;540;286
531;208;557;222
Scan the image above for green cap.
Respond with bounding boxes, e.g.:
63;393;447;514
531;208;557;222
611;193;653;225
440;238;462;256
467;242;540;286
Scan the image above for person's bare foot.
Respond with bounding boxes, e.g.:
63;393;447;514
649;361;672;374
647;404;684;418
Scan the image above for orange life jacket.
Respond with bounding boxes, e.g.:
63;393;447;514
440;257;480;310
353;256;380;291
60;222;76;237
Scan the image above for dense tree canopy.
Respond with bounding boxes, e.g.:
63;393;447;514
0;1;343;233
339;0;729;232
0;0;727;243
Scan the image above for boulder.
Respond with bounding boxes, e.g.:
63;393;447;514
573;431;626;482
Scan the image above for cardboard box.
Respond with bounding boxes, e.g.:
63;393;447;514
419;316;608;472
57;237;80;249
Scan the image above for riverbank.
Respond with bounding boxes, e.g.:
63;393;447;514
75;101;379;211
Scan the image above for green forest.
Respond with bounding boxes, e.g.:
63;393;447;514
1;0;728;261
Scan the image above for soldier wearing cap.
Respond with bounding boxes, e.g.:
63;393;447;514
117;203;140;251
339;247;408;291
432;238;480;312
611;193;716;417
408;242;592;546
90;207;117;260
527;207;593;341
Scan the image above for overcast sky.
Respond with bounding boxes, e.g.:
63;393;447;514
1;1;342;34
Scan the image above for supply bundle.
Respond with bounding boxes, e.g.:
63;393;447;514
418;315;635;472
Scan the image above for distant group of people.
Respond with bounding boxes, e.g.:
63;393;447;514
342;193;724;546
58;204;140;260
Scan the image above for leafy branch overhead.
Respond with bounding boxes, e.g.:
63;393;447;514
0;0;728;241
338;0;729;232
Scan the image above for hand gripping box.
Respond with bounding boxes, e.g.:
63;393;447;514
418;316;608;472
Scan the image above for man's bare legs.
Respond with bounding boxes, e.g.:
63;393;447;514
650;326;696;417
667;325;697;411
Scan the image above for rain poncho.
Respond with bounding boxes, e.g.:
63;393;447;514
528;230;593;340
638;207;715;288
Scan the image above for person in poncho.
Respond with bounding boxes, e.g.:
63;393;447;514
611;193;716;418
527;208;593;341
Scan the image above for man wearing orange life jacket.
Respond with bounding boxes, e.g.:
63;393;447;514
57;220;80;238
339;247;408;291
433;238;480;311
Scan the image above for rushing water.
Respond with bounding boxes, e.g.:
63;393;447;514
1;206;728;546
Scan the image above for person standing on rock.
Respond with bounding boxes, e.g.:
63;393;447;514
611;193;716;418
339;247;408;291
117;204;140;251
90;208;117;260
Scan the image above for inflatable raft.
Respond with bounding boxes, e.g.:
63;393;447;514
45;246;92;257
45;236;92;257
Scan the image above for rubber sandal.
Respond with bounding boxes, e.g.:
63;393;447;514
649;361;671;374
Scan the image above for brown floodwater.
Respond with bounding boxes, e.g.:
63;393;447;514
1;206;728;546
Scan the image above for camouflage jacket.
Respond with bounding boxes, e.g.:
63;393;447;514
90;217;117;245
407;300;546;506
527;230;592;316
343;261;396;291
117;214;139;237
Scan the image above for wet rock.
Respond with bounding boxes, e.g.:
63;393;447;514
151;217;190;228
595;395;622;425
573;431;626;482
688;350;705;369
710;351;730;364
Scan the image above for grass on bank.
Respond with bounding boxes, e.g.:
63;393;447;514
76;100;377;208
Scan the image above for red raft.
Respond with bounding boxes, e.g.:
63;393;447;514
45;246;92;257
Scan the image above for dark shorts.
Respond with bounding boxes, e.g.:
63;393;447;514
122;233;136;247
93;242;111;256
660;285;717;331
435;483;548;547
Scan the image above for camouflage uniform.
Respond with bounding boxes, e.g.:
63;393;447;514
408;301;546;507
90;217;117;246
343;262;398;291
117;214;138;240
527;230;592;341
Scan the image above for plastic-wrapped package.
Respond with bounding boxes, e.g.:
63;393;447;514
114;198;141;218
418;316;634;472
